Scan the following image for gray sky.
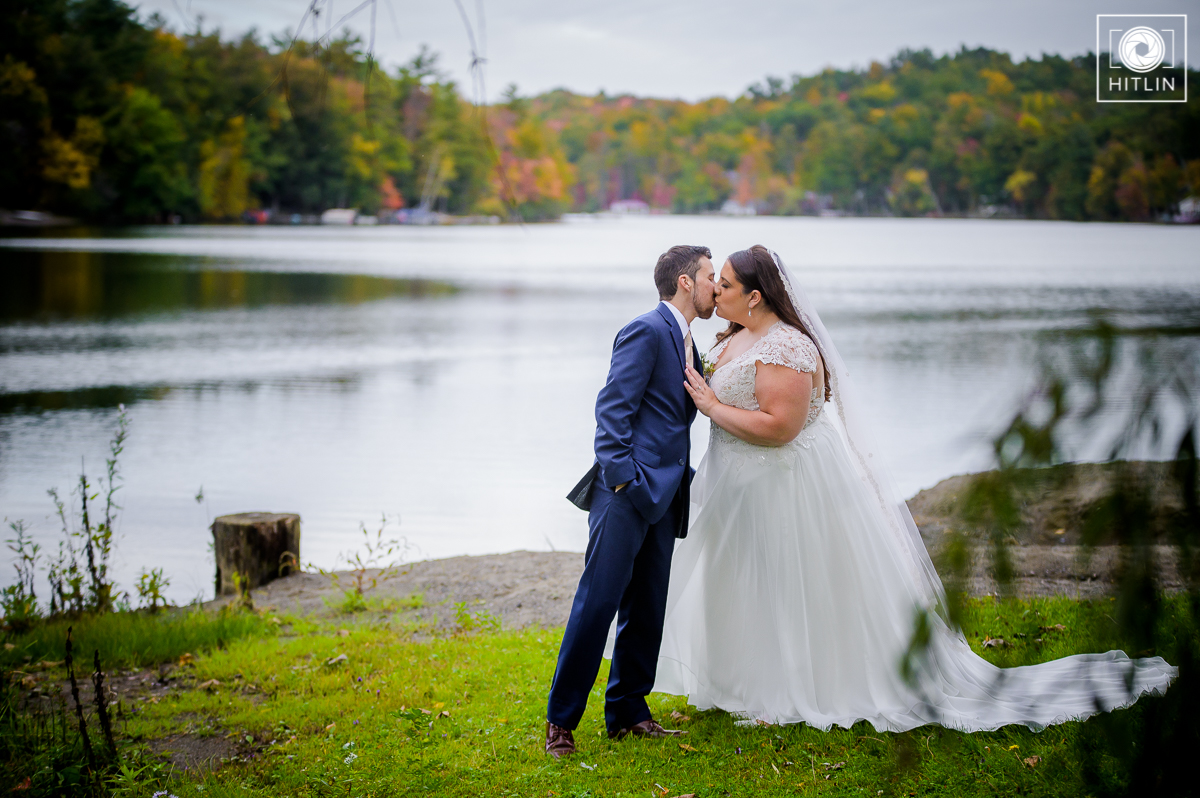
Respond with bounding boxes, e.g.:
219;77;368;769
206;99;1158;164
139;0;1196;100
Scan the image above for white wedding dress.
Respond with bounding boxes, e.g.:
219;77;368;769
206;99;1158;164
649;320;1177;732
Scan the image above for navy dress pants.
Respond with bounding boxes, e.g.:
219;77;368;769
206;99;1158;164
546;481;679;733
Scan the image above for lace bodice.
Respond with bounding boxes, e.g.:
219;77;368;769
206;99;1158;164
707;322;825;457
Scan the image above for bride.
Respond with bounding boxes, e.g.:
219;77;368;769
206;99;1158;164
650;244;1176;732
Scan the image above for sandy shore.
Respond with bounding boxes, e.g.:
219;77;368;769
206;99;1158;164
208;552;583;630
207;544;1180;631
207;462;1186;630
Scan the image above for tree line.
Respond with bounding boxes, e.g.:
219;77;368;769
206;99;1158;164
2;0;1197;223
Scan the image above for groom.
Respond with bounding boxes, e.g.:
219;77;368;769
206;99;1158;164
546;245;716;757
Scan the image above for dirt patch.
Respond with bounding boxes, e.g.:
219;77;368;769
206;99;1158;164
205;550;582;630
147;733;237;773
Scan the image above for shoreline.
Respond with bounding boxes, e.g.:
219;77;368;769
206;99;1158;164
208;544;1180;631
209;461;1187;629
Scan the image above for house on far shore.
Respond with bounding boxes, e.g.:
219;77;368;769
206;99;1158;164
320;208;358;225
720;199;757;216
609;199;650;215
1176;197;1199;224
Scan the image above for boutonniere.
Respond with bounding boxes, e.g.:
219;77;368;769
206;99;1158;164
699;352;715;380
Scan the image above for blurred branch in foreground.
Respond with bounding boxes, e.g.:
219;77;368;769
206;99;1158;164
938;318;1198;795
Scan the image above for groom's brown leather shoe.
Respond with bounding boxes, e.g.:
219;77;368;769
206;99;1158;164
545;722;575;758
607;718;687;740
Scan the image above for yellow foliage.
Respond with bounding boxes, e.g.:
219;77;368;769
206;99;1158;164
1017;113;1043;135
198;116;253;219
892;104;919;126
474;195;508;217
1;55;48;106
41;135;91;189
1022;92;1056;113
154;28;186;57
868;108;887;124
1004;168;1037;203
41;116;104;190
532;157;564;199
805;86;821;105
980;69;1014;97
511;119;548;159
860;81;896;103
349;134;383;180
947;92;974;111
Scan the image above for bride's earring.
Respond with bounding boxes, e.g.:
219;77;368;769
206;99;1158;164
748;306;753;318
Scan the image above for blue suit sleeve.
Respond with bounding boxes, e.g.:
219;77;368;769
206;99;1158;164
594;318;658;489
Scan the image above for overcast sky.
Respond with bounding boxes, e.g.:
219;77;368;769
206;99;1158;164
137;0;1195;101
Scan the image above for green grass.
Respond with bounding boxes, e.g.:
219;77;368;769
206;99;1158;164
93;594;1190;798
0;606;273;671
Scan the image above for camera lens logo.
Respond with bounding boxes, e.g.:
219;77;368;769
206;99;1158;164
1118;26;1166;73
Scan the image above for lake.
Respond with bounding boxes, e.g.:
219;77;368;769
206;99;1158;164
2;216;1198;603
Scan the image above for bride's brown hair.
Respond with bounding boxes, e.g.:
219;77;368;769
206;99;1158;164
715;245;831;401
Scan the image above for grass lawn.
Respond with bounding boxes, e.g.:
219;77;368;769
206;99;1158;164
58;593;1179;798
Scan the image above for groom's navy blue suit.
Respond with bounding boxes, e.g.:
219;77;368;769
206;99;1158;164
548;302;701;734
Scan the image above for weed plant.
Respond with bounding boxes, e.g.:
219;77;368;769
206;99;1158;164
311;514;412;613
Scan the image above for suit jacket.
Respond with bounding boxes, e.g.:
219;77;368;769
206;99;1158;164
569;304;702;537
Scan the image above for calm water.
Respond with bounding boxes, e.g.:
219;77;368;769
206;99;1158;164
1;216;1198;603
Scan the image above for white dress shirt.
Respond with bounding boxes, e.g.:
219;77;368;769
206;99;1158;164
659;300;690;341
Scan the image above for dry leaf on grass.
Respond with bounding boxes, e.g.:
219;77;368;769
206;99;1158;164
178;653;194;666
678;743;699;752
197;679;220;691
669;711;691;722
1024;755;1042;768
822;761;846;771
326;654;348;666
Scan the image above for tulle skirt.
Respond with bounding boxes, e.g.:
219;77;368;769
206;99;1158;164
651;411;1177;732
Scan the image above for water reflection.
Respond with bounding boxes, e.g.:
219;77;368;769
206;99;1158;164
1;250;454;322
0;385;170;415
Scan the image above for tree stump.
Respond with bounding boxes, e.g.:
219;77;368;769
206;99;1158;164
212;512;301;596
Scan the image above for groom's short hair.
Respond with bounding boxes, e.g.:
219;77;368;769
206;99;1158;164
654;245;712;300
